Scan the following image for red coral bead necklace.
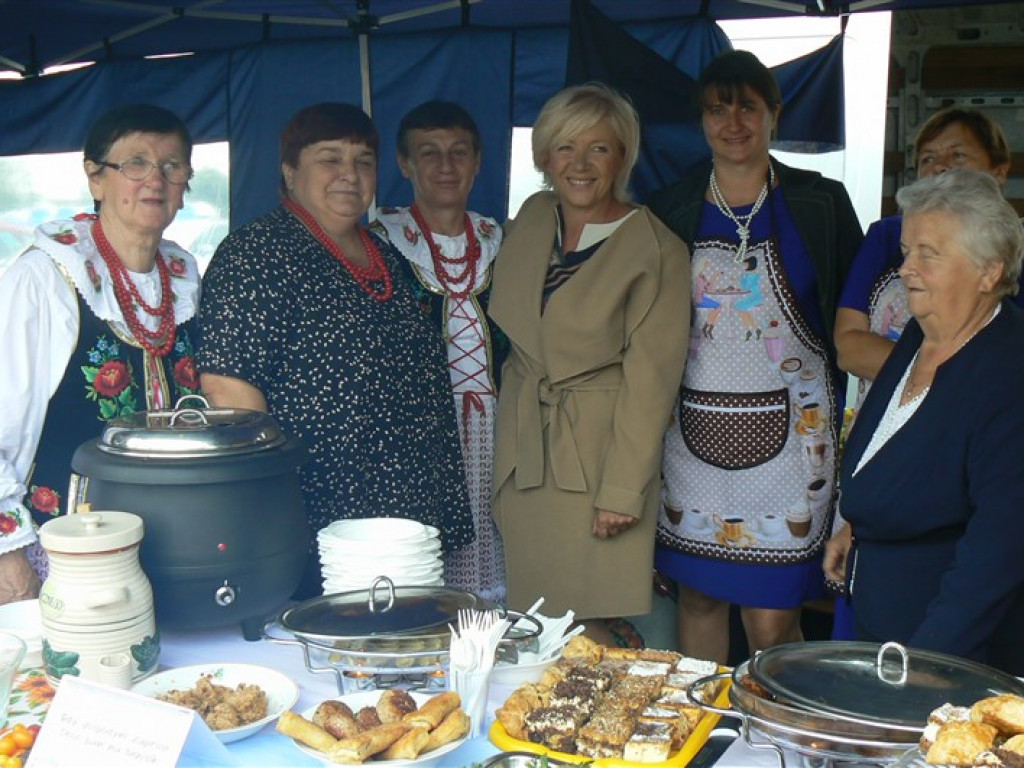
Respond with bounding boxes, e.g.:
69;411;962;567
92;219;176;356
410;204;480;300
283;197;393;302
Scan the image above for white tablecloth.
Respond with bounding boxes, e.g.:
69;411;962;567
161;624;503;767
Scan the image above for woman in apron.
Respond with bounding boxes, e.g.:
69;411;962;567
647;50;863;663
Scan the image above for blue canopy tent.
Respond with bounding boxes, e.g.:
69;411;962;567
0;0;1015;226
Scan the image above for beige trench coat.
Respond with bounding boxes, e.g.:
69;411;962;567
489;192;690;618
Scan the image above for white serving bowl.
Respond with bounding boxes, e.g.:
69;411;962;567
131;662;299;743
489;653;559;688
0;598;43;669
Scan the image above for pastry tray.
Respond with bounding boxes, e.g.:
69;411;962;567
489;674;733;767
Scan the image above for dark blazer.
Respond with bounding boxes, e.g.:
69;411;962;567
646;157;863;358
841;300;1024;673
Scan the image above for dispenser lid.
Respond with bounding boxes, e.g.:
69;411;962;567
39;511;143;553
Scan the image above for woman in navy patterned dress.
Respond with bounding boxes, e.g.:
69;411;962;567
198;104;473;598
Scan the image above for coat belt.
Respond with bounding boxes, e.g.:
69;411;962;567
515;366;622;493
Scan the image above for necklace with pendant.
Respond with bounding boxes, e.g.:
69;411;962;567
709;161;775;263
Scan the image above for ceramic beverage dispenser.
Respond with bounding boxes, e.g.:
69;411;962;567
38;509;159;686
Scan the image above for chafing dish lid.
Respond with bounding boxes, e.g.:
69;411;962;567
749;641;1024;730
279;582;491;644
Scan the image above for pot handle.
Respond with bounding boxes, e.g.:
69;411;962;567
82;586;130;609
740;719;788;768
262;618;347;692
685;671;735;718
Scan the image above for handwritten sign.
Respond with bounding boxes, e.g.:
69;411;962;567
26;676;238;767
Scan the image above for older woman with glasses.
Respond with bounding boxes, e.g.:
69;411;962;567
0;103;201;602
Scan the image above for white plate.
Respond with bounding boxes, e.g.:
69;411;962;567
131;663;299;744
0;599;42;669
290;690;468;767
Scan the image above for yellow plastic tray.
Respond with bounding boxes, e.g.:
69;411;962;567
488;674;733;767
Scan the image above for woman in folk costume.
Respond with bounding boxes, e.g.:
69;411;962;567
375;101;508;603
0;104;200;601
489;83;690;643
648;51;862;663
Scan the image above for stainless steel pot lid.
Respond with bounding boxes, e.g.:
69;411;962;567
96;396;287;458
749;641;1024;731
279;578;494;645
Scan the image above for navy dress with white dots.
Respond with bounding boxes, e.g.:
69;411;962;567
198;206;473;597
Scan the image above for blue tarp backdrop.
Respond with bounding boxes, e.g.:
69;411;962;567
0;0;981;225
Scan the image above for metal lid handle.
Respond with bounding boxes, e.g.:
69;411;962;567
368;576;396;614
876;641;909;685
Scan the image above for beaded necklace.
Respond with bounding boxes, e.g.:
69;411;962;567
708;161;775;263
283;197;393;302
92;219;176;356
409;204;481;300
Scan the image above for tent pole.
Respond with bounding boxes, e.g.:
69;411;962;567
359;30;377;219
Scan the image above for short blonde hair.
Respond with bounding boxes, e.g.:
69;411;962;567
531;83;640;204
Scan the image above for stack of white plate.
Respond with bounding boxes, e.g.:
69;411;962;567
318;517;444;594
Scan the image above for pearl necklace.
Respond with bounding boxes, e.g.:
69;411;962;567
283;197;393;302
92;219;176;356
708;162;775;263
409;204;481;300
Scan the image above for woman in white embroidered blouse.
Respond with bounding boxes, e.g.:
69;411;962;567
0;104;199;603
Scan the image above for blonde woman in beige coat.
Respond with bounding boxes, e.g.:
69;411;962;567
489;83;690;644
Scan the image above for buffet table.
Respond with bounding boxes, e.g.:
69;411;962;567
15;624;772;767
160;626;773;768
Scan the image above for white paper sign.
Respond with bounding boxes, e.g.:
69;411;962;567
25;676;239;768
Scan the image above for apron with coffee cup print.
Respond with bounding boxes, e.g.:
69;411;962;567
851;266;909;416
659;219;838;565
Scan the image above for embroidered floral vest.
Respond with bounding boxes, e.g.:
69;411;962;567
25;289;199;527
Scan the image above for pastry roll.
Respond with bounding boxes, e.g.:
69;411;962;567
423;708;470;751
403;691;461;730
276;710;338;752
380;726;430;759
327;722;410;764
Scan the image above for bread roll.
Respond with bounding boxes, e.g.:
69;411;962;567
403;690;461;730
376;689;418;723
355;706;381;730
972;695;1024;735
926;721;998;765
313;699;363;739
276;710;338;752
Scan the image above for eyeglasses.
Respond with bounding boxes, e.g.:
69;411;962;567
94;157;194;185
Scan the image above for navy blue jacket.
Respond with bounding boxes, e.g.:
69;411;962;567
842;300;1024;673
